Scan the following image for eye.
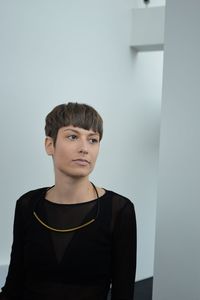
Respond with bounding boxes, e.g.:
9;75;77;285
89;138;99;144
67;134;78;141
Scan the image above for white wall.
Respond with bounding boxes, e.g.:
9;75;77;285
153;1;200;299
0;0;163;284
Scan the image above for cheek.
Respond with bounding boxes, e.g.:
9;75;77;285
92;146;100;162
54;145;70;161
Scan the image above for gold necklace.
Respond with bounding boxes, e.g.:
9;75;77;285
33;183;99;233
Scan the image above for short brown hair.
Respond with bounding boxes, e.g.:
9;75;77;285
45;102;103;144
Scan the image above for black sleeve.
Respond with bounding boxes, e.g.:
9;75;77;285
0;200;25;300
111;201;137;300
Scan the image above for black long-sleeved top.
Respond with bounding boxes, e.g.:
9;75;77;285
0;187;137;300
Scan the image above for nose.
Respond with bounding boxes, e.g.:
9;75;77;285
79;139;88;154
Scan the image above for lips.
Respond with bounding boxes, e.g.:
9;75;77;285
72;159;90;165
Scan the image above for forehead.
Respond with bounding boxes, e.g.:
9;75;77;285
59;126;99;135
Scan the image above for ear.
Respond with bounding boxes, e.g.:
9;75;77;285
45;137;54;156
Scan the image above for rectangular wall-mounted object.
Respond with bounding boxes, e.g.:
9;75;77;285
130;6;165;51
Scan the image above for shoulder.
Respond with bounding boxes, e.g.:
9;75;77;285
16;187;48;209
104;190;136;231
106;189;134;205
12;187;48;223
104;189;135;214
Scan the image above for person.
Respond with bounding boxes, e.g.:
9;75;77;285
0;102;137;300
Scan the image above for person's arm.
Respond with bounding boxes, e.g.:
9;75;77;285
0;200;25;300
111;201;137;300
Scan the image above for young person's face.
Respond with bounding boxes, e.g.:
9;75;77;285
45;126;100;179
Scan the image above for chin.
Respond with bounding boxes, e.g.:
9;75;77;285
60;166;94;178
71;174;90;180
70;170;91;178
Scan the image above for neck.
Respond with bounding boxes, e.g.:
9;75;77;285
47;176;96;204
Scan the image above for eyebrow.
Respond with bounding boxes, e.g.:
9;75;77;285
63;128;99;136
